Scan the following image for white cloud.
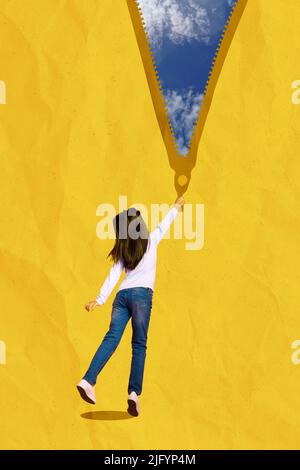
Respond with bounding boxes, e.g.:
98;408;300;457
164;87;204;155
137;0;236;47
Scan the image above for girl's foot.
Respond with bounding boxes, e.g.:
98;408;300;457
77;379;96;404
127;391;140;416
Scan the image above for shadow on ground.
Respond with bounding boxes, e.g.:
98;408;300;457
80;411;134;421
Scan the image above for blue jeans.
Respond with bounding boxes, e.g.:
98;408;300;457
83;287;153;395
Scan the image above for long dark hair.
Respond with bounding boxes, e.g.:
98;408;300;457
108;208;149;270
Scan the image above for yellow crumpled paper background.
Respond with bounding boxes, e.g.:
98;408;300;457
1;0;300;450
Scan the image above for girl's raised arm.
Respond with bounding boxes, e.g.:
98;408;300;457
150;196;185;245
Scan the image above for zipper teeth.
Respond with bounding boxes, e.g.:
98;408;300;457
189;0;239;155
135;0;239;157
190;0;240;155
135;0;179;153
203;0;238;96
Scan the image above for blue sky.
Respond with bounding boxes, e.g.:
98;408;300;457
137;0;237;155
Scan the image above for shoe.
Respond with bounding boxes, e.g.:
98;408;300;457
77;379;96;404
127;391;140;417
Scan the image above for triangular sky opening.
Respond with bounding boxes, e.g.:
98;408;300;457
136;0;238;157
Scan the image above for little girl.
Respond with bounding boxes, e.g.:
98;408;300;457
77;196;184;416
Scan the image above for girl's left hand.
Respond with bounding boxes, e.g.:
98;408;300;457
85;300;100;312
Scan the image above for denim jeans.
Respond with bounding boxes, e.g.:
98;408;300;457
83;287;153;395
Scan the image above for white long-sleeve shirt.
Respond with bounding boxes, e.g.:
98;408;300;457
96;205;179;305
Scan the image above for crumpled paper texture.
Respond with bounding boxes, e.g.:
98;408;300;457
1;0;300;449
